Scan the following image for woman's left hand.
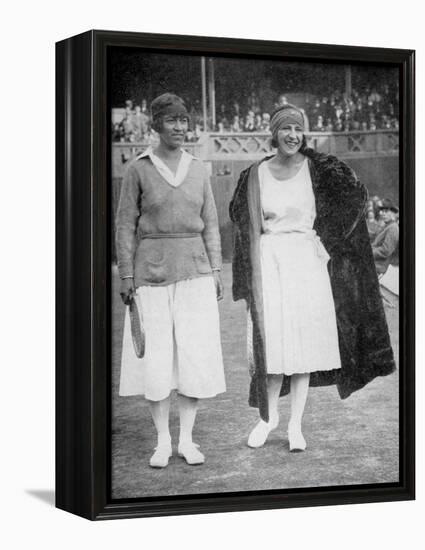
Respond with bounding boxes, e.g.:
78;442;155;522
213;271;224;301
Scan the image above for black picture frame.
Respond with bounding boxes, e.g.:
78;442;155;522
56;29;415;520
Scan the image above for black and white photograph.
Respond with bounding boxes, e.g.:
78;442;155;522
110;48;400;499
2;0;423;544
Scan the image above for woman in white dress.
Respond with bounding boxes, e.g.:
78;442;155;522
116;93;226;468
230;103;395;452
250;105;340;451
252;146;341;451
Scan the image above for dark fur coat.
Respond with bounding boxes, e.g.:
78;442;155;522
229;148;396;422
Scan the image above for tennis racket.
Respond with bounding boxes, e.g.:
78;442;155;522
128;295;145;358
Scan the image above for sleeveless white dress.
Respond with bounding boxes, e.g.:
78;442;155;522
258;158;341;375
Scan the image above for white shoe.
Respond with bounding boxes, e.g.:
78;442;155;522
149;443;172;468
178;442;205;465
288;423;306;452
247;416;279;448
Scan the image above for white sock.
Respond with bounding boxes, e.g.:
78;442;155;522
157;432;171;448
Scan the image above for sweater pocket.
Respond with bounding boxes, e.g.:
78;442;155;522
136;240;168;284
193;250;212;274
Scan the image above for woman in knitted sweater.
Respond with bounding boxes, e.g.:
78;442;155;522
116;94;226;468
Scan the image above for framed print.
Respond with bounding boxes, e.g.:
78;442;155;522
56;30;415;520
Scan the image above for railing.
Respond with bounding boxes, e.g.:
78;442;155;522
112;137;207;178
209;130;399;159
112;130;398;177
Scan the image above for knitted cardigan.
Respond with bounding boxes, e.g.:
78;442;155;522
229;148;396;422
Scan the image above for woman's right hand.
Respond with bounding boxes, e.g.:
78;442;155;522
120;277;136;305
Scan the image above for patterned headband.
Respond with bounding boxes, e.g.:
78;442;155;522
151;93;189;121
270;107;305;136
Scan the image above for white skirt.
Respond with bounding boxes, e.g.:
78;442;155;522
260;232;341;375
119;276;226;401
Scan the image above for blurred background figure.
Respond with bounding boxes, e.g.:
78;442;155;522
277;94;288;107
254;114;263;132
261;112;271;132
372;199;399;303
312;114;324;131
119;107;136;142
372;199;399;275
133;104;150;141
140;98;148;113
231;115;242;132
244;110;255;132
366;209;381;241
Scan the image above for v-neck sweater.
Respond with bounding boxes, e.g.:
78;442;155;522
116;155;222;286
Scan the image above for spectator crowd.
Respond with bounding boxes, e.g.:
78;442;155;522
112;80;399;143
305;84;399;133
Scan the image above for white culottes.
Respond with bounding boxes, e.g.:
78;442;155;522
260;232;341;376
119;276;226;401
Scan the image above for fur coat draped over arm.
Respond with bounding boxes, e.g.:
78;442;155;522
229;148;396;422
